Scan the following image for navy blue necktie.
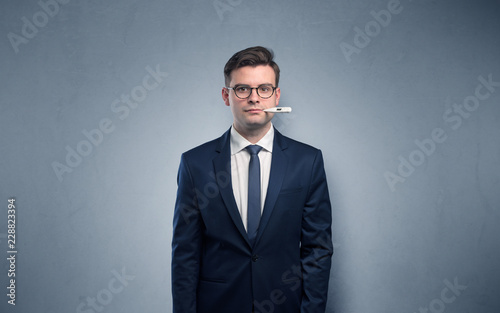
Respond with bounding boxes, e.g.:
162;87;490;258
246;145;262;244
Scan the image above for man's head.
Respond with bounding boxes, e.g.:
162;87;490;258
222;46;281;141
224;46;280;87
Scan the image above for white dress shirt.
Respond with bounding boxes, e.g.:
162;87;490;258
230;125;274;231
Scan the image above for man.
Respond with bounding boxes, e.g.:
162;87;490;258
172;46;333;313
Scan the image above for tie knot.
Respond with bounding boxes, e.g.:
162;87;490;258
246;145;262;156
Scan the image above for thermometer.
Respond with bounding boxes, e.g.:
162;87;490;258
263;107;292;113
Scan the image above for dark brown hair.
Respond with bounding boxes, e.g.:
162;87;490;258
223;46;280;87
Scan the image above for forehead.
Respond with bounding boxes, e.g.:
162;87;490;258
229;65;276;85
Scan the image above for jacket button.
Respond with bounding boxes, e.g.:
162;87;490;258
251;255;259;262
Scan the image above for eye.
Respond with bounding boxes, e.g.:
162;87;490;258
259;86;271;92
236;86;249;92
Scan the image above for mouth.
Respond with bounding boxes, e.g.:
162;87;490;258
245;108;264;113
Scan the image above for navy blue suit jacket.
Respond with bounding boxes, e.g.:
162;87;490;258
172;128;333;313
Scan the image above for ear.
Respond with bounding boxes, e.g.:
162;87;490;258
274;87;281;107
222;87;230;107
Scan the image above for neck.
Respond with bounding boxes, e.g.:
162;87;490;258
233;123;271;144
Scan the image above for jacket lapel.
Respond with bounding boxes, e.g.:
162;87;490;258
213;128;251;245
255;129;288;245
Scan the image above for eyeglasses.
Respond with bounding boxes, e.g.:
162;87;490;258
226;84;277;99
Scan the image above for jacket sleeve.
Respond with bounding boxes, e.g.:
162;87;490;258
300;150;333;313
172;154;203;313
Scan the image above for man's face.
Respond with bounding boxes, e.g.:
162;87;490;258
222;65;281;134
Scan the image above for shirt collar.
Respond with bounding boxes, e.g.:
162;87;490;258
230;124;274;155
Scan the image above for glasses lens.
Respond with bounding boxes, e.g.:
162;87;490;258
257;85;274;98
235;86;250;98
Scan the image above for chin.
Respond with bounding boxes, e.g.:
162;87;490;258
248;120;272;129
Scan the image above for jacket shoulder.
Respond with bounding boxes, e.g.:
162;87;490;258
181;129;229;160
277;131;322;156
183;137;219;157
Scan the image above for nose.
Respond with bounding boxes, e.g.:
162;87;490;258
248;88;260;103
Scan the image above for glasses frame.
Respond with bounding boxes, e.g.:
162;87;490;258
226;84;277;99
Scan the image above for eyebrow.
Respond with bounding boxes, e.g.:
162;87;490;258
234;83;273;86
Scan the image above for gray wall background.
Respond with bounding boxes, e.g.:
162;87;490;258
1;0;499;312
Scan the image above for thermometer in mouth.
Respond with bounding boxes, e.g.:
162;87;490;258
263;107;292;113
